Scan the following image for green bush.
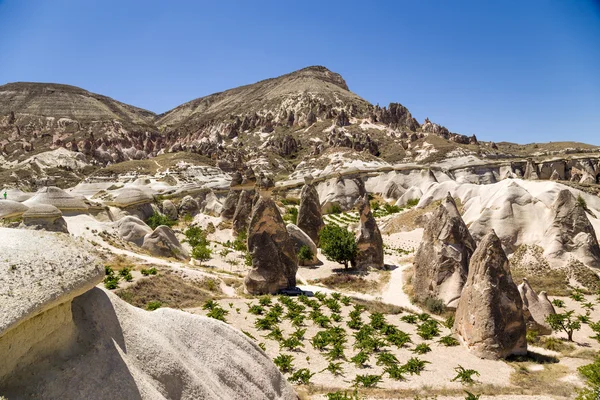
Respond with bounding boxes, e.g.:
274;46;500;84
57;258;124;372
191;244;212;261
413;343;432;354
439;335;460;346
273;354;294;373
141;267;158;276
289;368;315;385
319;224;358;269
283;207;298;225
353;374;382;388
184;225;208;247
452;365;480;385
417;320;440;340
297;245;314;264
351;351;370;368
146;301;162;311
400;314;418;324
406;198;420;208
546;310;581;341
207;306;228;322
329;203;343;214
577;355;600;399
424;297;446;314
146;211;175;230
402;357;429;375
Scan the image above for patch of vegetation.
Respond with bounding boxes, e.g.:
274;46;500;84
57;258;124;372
439;335;460;346
546;310;581;341
289;368;315;385
283;207;298;224
402;357;429;375
354;374;382;388
424;297;446;315
146;211;176;230
146;300;162;311
104;266;120;289
577;355;600;400
141;267;158;276
413;343;432;354
452;365;480;385
297;245;314;264
273;354;294;373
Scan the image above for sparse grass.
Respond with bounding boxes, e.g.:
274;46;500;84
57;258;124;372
116;272;222;309
510;363;575;398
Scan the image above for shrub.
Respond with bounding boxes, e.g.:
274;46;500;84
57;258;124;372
146;300;162;311
439;335;460;346
354;374;382;388
387;331;412;348
146;211;175;230
590;321;600;343
233;230;247;251
552;299;565;308
376;352;399;367
402;357;429;375
331;313;343;322
259;295;273;306
319;224;358;269
266;327;284;342
406;198;420;208
577;355;600;400
281;336;304;351
311;331;332;350
283;207;298;224
104;274;120;290
184;225;208;247
244;251;252;266
192;244;212;261
451;365;480;385
329;204;343;214
351;350;370;367
297;245;314;264
413;343;432;354
424;297;446;315
247;304;265;315
577;194;588;210
289;368;315;385
417;320;440;340
401;314;418;324
369;312;386;330
546;310;581;341
273;354;294;373
141;267;158;276
326;342;346;361
341;295;352;306
202;299;218;310
384;364;406;381
207;306;228;322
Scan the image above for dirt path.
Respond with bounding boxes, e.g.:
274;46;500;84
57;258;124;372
382;263;421;312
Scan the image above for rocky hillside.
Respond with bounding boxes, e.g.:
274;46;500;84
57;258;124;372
1;66;599;188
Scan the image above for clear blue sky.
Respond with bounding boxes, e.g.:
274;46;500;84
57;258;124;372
1;0;599;144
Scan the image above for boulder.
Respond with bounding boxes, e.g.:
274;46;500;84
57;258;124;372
179;195;200;217
543;189;600;268
550;170;560;181
286;223;319;266
221;189;241;221
351;195;384;270
161;199;178;221
110;187;153;208
0;200;29;219
453;230;527;359
413;194;476;309
21;204;69;233
523;159;539;180
142;226;189;260
297;175;325;245
318;176;367;213
0;228;103;387
395;186;422;207
517;278;556;335
244;196;298;294
24;186;88;213
233;190;254;235
115;216;153;246
199;191;223;217
230;171;243;186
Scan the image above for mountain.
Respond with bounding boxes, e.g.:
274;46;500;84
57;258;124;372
1;66;599;188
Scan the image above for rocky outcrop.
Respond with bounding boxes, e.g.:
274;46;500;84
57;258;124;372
297;175;324;245
413;194;476;309
0;228;103;387
221;189;241;221
0;228;296;399
318;176;367;213
0;200;28;219
395;186;422;207
517;278;556;335
523;159;539;180
142;225;189;260
453;231;527;360
543;189;600;268
161;199;178;221
327;128;380;156
351;195;384;270
179;195;200;217
286;223;319;266
24;186;88;213
115;216;153;246
233;190;254;235
267;134;300;157
21;204;69;233
244;196;298;294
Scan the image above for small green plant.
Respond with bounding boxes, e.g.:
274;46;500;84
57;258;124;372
146;300;162;311
322;361;344;376
444;314;455;329
413;343;432;354
326;342;346;360
207;306;228;322
451;365;480;385
273;354;294;373
464;391;481;400
103;274;120;289
326;390;362;400
402;357;429;375
248;304;265;315
241;330;256;340
541;336;563;351
590;321;600;343
259;295;273;306
576;355;600;400
291;327;306;341
387;330;412;348
369;312;386;330
401;314;418;324
376;352;399;367
406;198;420;208
571;289;585;302
351;351;370;368
329;204;343;214
289;368;315;385
341;295;352;306
439;335;460;346
552;299;565;308
417;320;440;340
202;299;218;310
266;327;284;342
140;267;158;276
244;251;252;266
354;374;382;388
546;310;581;341
311;331;332;351
283;207;299;224
281;336;304;351
384;364;406;381
258;342;266;351
577;194;588;210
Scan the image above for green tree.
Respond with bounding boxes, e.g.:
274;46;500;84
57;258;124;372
319;224;358;269
546;310;581;342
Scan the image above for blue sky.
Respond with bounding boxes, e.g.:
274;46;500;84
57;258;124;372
0;0;599;144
